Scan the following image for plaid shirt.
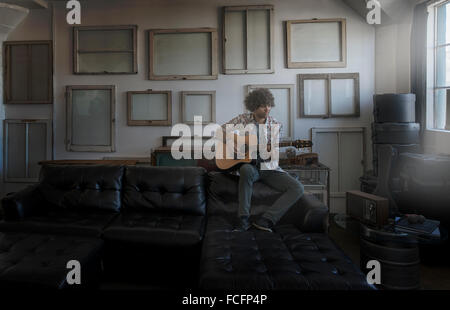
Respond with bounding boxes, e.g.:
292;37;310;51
221;113;283;143
221;112;283;171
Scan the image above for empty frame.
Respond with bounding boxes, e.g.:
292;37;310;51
299;73;360;118
149;28;218;80
247;85;294;140
3;119;52;182
286;18;346;68
181;91;216;124
127;90;172;126
4;41;53;104
223;5;274;74
73;25;137;74
66;85;116;152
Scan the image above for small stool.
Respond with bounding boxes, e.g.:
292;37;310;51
0;232;103;289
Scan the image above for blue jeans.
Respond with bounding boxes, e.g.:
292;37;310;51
238;164;305;224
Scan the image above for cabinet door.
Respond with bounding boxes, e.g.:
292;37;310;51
312;127;366;213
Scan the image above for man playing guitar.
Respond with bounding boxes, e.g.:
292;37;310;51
219;88;304;232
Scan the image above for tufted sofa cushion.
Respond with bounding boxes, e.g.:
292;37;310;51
207;172;329;232
0;210;118;237
123;166;207;216
199;218;374;290
0;232;103;289
103;210;205;247
38;165;124;212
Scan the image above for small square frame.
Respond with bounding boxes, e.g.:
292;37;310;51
127;90;172;126
181;91;216;125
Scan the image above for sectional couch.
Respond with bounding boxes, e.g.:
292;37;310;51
0;165;373;290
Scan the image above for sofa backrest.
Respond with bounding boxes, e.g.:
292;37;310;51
207;172;281;217
38;165;124;212
123;166;207;216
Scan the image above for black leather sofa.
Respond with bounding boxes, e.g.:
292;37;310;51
0;164;373;290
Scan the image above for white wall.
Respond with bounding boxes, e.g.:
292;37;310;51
1;0;376;212
374;0;416;94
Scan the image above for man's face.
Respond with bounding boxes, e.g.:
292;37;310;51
253;105;271;119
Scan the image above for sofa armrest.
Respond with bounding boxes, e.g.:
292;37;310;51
278;194;329;233
1;184;42;220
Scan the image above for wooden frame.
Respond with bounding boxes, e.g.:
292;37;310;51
3;40;53;104
246;84;295;140
148;28;218;80
73;25;138;74
66;85;116;152
3;119;52;182
127;90;172;126
286;18;347;68
299;73;360;118
223;5;274;74
180;91;216;124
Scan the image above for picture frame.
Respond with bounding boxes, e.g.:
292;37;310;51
180;91;216;124
66;85;116;152
223;5;274;74
73;25;138;74
246;84;295;140
299;73;360;118
127;90;172;126
286;18;347;68
149;28;218;80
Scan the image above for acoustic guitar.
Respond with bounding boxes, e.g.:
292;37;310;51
215;133;312;170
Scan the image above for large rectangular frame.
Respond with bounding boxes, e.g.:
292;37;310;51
149;28;218;80
3;40;53;104
66;85;116;152
73;25;138;74
127;90;172;126
3;119;52;182
181;91;216;125
223;5;274;74
299;73;360;118
246;84;295;140
286;18;347;68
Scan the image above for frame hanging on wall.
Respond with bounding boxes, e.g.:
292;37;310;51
73;25;138;74
223;5;274;74
180;91;216;124
66;85;116;152
3;40;53;104
127;90;172;126
246;84;295;140
299;73;360;118
149;28;218;80
3;119;52;183
286;18;347;68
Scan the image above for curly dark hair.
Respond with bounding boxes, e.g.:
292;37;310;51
245;88;275;112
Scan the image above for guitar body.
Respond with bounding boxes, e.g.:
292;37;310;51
215;134;258;171
215;133;312;171
215;158;253;171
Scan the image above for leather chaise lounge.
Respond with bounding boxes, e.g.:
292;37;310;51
0;165;373;290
